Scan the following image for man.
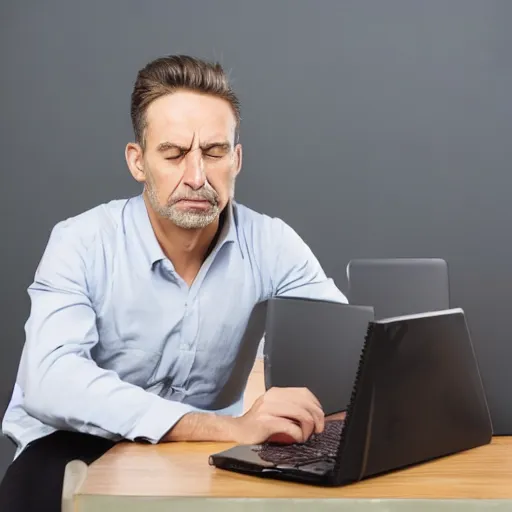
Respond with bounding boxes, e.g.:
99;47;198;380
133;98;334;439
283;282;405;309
0;54;347;510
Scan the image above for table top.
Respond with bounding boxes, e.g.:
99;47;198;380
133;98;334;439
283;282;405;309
67;359;512;511
76;436;512;500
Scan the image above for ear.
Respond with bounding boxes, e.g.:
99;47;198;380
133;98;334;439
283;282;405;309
125;142;146;183
233;143;243;177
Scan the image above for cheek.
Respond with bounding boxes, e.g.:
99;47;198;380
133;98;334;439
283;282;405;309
150;168;182;198
208;169;235;199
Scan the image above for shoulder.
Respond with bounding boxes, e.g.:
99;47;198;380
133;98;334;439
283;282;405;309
48;198;129;245
232;202;347;302
232;202;315;276
232;201;301;247
42;198;132;263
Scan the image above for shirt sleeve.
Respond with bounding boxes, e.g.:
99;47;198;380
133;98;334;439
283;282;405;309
270;218;348;303
21;222;197;444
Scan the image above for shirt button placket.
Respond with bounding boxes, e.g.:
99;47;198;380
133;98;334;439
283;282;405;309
180;294;199;352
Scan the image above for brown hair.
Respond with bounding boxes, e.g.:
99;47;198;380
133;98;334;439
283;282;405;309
130;55;241;148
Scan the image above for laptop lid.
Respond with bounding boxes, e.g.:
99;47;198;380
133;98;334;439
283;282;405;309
263;297;374;416
346;258;450;320
334;308;493;485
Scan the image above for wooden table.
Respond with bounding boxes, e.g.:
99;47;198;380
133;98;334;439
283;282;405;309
64;359;512;511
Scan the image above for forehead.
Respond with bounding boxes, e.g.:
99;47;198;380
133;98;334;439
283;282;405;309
144;90;237;146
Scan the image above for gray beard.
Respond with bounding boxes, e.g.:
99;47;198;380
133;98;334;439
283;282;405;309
145;183;220;229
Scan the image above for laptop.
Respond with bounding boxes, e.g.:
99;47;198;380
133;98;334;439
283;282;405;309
209;308;492;486
346;258;450;319
262;297;374;415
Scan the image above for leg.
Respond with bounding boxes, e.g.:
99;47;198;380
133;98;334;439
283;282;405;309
0;431;115;512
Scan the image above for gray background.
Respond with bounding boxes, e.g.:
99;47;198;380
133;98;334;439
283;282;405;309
1;0;511;477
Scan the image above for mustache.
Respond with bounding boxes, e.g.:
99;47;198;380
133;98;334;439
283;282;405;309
168;187;219;206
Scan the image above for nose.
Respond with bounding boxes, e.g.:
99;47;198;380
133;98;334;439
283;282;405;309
182;150;206;190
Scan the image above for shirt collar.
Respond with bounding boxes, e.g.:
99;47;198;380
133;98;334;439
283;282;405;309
133;194;242;270
217;199;240;248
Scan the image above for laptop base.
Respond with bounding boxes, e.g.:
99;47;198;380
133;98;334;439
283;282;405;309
209;444;337;486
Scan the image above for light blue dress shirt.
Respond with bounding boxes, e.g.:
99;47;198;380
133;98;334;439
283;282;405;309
2;194;347;456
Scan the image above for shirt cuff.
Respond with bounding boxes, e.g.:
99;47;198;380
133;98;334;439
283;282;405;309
128;396;198;444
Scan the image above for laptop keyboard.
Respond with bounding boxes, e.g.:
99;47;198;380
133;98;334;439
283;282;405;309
253;419;345;466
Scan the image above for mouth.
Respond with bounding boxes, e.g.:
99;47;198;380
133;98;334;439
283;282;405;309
174;199;213;210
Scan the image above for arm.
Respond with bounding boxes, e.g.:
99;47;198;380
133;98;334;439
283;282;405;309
167;387;325;444
270;219;348;303
163;413;239;442
22;222;198;444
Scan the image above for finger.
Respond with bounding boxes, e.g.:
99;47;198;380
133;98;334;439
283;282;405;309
304;389;322;410
300;398;324;434
263;402;316;441
265;388;324;434
285;390;325;434
266;418;304;444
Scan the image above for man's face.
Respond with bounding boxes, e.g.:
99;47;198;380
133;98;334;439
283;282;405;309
129;90;242;229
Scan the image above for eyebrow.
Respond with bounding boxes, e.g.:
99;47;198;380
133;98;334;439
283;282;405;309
156;141;231;152
156;141;189;152
201;142;231;151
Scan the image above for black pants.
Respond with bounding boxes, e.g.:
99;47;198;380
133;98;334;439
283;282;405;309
0;431;115;512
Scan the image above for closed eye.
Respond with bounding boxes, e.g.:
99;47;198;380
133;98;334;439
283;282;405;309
203;152;224;159
164;150;187;160
160;143;230;160
203;145;230;159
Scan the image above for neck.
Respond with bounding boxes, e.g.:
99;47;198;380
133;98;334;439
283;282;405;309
143;193;223;284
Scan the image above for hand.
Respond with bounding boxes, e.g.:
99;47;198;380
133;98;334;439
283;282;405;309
232;387;324;445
